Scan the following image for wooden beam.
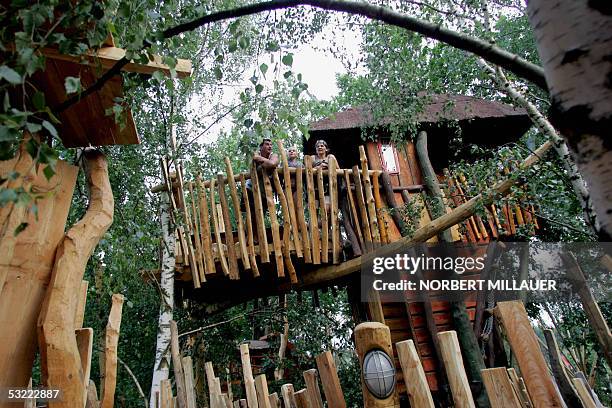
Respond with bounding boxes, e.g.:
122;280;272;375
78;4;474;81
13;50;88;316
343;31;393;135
494;301;565;408
269;393;281;408
240;343;259;408
481;368;522;408
396;340;435;408
315;351;346;408
543;329;584;408
182;356;198;408
305;156;320;264
303;369;324;408
74;280;89;329
572;378;597;408
100;294;125;408
76;328;94;393
170;321;187;408
41;46;192;78
294;389;312;408
225;158;251;271
281;384;297;408
255;374;272;408
437;331;476;408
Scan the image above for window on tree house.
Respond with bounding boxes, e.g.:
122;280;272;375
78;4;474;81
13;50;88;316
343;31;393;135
378;141;399;174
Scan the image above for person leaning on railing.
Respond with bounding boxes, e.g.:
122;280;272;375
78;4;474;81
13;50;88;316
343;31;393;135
311;139;338;218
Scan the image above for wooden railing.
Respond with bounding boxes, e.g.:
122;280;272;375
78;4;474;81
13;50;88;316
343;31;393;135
167;144;391;288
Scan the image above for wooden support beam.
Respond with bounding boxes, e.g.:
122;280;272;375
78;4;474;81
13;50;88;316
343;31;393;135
277;140;302;258
294;389;312;408
305;156;320;264
281;384;297;408
352;165;372;251
170;321;187;408
344;170;364;248
187;182;204;286
359;146;380;244
481;368;522;408
160;379;173;408
507;368;532;408
317;166;329;263
209;178;230;276
272;170;297;283
328;156;340;263
255;374;272;408
37;150;113;408
263;169;284;277
494;301;565;408
217;174;240;279
240;343;259;408
240;174;260;277
437;331;476;408
303;369;324;408
225;158;251;271
396;340;435;408
371;172;388;244
182;356;198;408
41;46;192;78
250;164;270;263
315;352;346;408
572;378;597;408
296;166;312;263
196;175;216;275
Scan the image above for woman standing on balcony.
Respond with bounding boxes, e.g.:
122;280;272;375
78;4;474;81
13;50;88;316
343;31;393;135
311;140;338;217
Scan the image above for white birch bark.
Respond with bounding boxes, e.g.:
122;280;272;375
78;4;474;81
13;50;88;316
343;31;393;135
527;0;612;239
477;59;599;234
149;190;175;408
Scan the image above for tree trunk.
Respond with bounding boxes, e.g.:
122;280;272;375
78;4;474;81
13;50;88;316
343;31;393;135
527;1;612;240
149;191;175;408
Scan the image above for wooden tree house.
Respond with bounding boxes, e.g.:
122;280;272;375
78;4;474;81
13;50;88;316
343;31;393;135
169;94;539;405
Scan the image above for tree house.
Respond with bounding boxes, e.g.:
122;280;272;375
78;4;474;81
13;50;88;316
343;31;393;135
171;94;537;404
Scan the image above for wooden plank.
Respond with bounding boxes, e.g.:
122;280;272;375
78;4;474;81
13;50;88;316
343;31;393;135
507;368;532;408
481;368;522;408
255;374;273;408
250;163;270;263
182;356;198;408
160;379;172;408
294;389;311;408
437;331;476;408
305;156;321;264
328;156;341;263
315;352;346;408
225;158;251;271
239;174;260;277
269;393;281;408
296;166;312;263
170;321;187;408
352;165;372;251
177;164;199;277
317;167;329;263
209;178;230;276
277;140;303;258
41;46;192;78
572;378;597;408
74;280;89;329
359;146;380;244
100;294;125;408
196;175;215;275
303;369;324;408
344;171;364;248
281;384;297;408
263;170;284;277
240;343;259;408
76;328;94;393
217;174;240;279
272;170;297;283
187;182;204;286
494;301;565;408
396;340;435;408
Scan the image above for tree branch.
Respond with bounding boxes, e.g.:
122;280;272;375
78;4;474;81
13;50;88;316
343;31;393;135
54;0;547;114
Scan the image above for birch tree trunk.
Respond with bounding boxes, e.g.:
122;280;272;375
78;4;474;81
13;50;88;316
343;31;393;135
149;190;175;408
527;1;612;240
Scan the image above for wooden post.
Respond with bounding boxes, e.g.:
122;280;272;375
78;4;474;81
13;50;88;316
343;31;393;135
277;140;302;258
281;384;297;408
240;343;259;408
100;294;125;408
302;369;324;408
343;170;364;248
543;330;584;408
294;389;311;408
296;166;312;263
255;374;272;408
160;379;172;408
352;165;372;250
224;159;251;271
209;178;230;276
481;368;522;408
76;328;94;393
437;331;476;408
182;356;197;408
74;280;89;329
217;174;239;279
494;301;565;408
170;321;187;408
305;156;320;264
196;175;215;275
572;378;597;408
354;322;399;408
187;181;204;286
359;146;380;244
272;170;298;283
315;351;346;408
395;340;434;408
328;155;340;263
250;163;270;263
561;251;612;367
263;170;284;277
239;173;260;277
86;380;99;408
317;166;329;263
269;393;281;408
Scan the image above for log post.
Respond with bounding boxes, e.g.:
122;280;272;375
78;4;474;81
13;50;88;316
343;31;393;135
480;368;522;408
170;321;187;408
100;294;125;408
255;374;272;408
353;323;399;408
182;356;198;408
294;389;311;408
240;343;259;408
281;384;297;408
437;331;476;408
302;369;324;408
494;301;565;408
269;393;281;408
395;340;434;408
315;352;346;408
37;149;113;408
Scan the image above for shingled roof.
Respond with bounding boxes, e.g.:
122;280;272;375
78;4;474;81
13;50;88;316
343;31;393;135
309;94;528;131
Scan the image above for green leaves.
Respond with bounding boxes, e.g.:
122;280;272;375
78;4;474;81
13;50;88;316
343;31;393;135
282;53;294;67
0;66;22;84
64;76;81;94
